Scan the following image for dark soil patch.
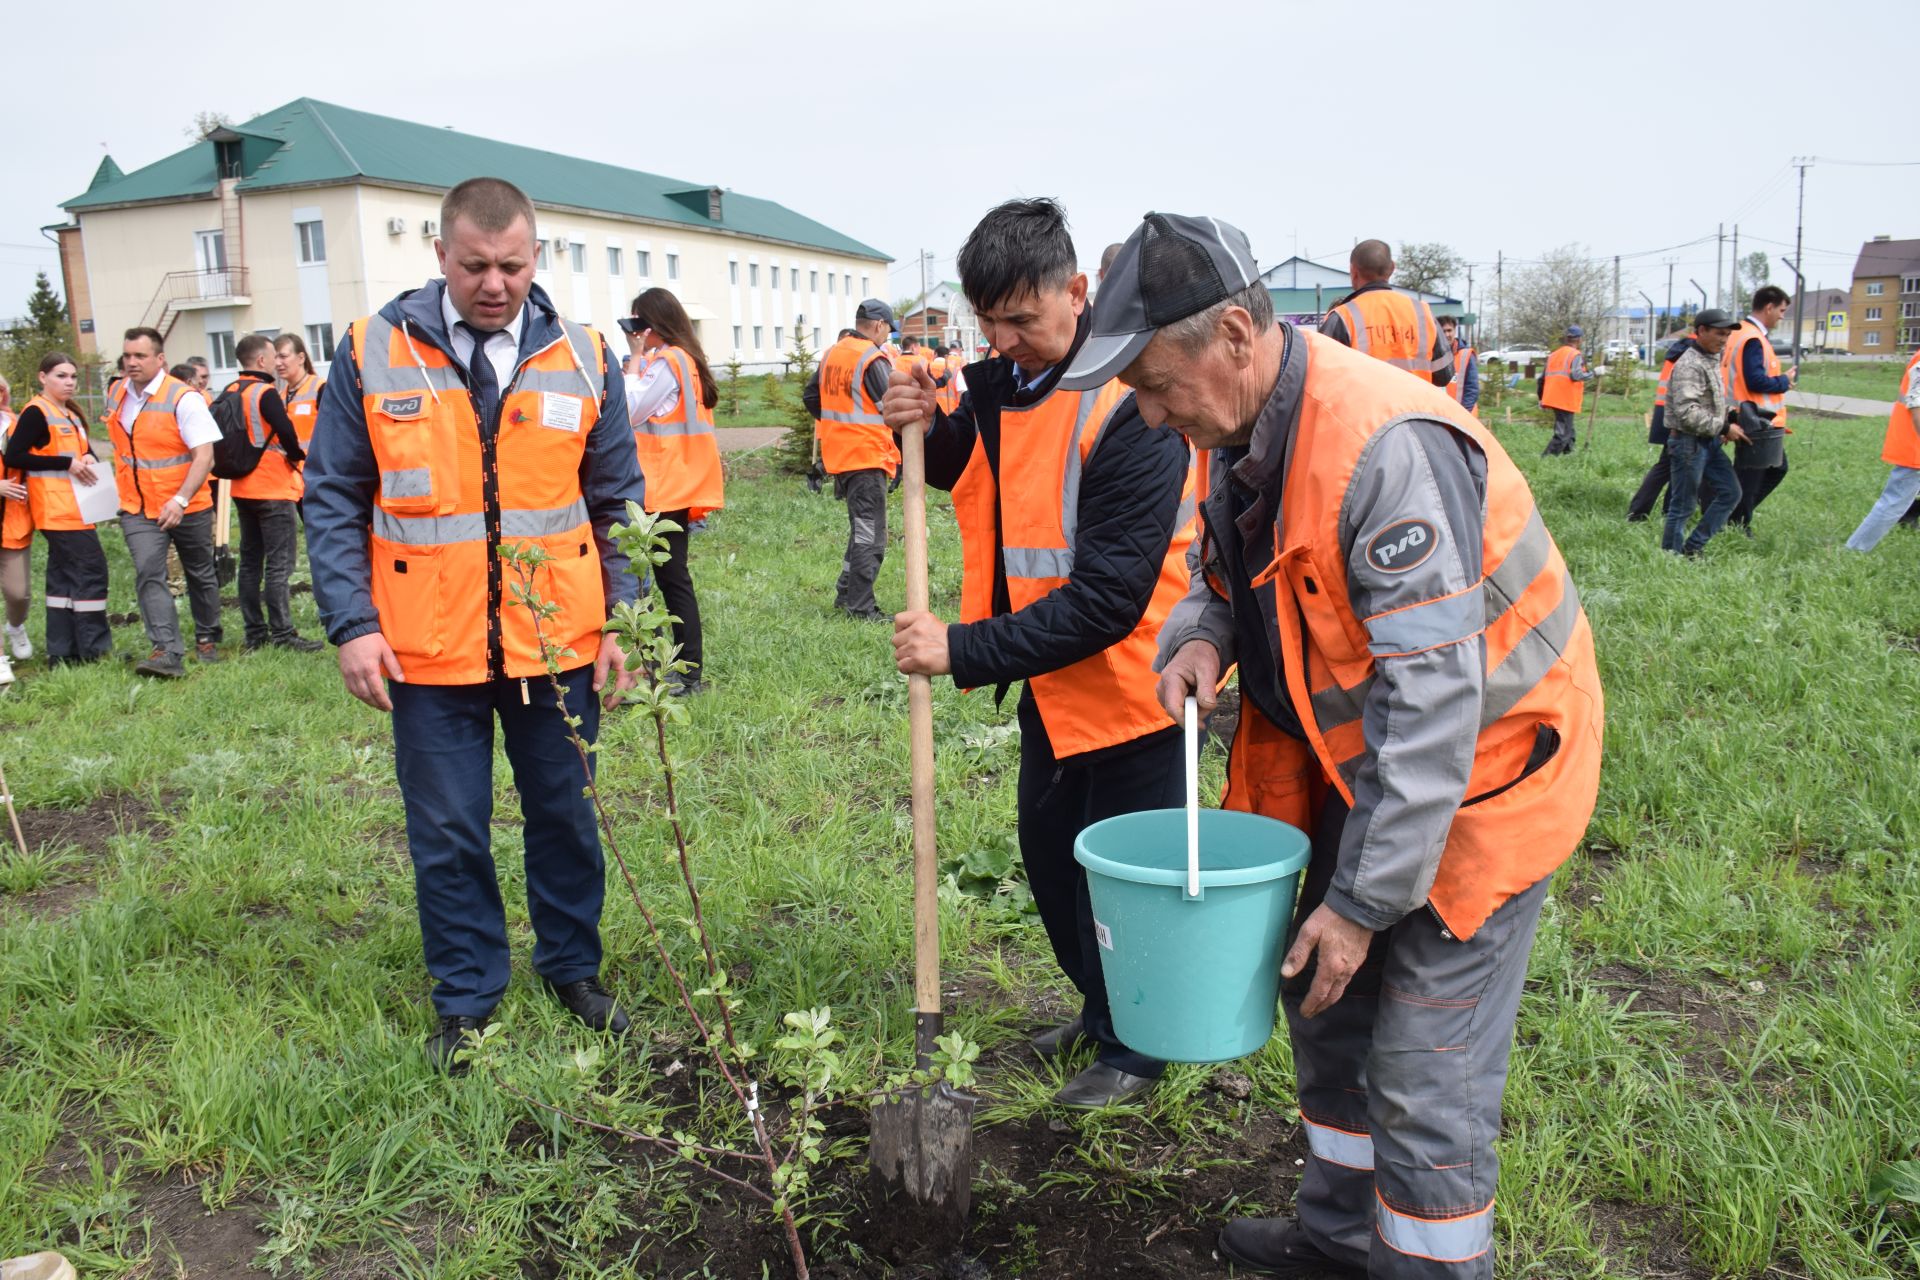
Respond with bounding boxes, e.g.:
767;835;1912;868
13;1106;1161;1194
137;1179;276;1279
1585;1197;1714;1280
0;793;165;921
1591;963;1765;1086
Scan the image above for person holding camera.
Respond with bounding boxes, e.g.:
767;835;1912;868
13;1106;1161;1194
621;288;723;694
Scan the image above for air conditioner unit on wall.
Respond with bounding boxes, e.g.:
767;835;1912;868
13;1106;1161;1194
421;219;439;237
551;235;570;251
385;217;406;235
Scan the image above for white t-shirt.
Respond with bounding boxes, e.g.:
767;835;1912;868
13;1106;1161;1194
120;371;220;448
624;355;682;424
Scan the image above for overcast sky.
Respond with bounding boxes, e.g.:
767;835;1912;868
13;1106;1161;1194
8;0;1917;324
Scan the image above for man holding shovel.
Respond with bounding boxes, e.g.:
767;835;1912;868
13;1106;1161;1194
1067;212;1603;1277
882;198;1196;1109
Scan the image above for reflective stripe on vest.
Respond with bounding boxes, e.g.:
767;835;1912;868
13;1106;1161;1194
19;395;92;529
1540;345;1584;412
635;346;717;439
631;344;724;513
1882;349;1920;468
817;336;900;477
109;374;210;518
1374;1192;1493;1263
1301;1114;1374;1171
1722;321;1788;427
1000;387;1107;581
1444;345;1472;404
1334;292;1439;381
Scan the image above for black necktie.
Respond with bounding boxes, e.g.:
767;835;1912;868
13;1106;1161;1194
458;321;503;430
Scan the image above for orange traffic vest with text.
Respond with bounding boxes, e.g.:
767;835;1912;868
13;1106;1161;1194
1882;348;1920;468
1540;345;1585;413
107;372;213;519
1722;320;1789;429
817;334;900;478
1328;289;1441;383
16;396;94;531
226;376;305;502
1444;344;1477;416
351;311;607;685
633;345;724;516
950;379;1198;758
284;372;323;449
1218;331;1604;940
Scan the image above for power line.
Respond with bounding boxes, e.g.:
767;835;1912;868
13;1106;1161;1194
1811;156;1920;167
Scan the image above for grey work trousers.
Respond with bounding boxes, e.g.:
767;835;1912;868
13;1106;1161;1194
1543;409;1577;455
234;497;300;643
121;507;223;656
832;469;888;614
1288;797;1550;1278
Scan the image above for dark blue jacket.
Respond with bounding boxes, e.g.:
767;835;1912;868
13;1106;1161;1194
1459;348;1480;410
1740;323;1791;395
305;279;646;649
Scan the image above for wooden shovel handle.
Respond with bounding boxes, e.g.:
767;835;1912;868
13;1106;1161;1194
899;418;940;1021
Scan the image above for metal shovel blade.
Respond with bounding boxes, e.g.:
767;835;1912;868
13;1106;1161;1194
870;1079;975;1222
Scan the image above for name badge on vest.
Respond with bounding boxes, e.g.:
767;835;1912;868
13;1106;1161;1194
378;394;426;421
540;392;584;433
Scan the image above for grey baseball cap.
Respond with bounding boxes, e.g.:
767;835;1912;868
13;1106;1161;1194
1060;212;1261;390
1693;307;1738;331
855;298;895;327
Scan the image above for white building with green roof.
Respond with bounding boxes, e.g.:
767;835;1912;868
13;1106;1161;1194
56;98;890;380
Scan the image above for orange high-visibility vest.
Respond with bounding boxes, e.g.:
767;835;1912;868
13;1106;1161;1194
1328;289;1442;383
0;410;29;550
1654;353;1676;408
351;311;607;685
1218;331;1604;940
16;396;95;531
1882;348;1920;468
950;379;1198;758
937;352;966;414
227;376;305;502
817;334;899;478
1722;319;1789;429
633;345;724;515
284;372;323;449
1443;344;1477;416
1540;345;1585;413
108;372;213;518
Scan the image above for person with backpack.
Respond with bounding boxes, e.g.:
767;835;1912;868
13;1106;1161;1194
218;334;321;652
110;327;223;678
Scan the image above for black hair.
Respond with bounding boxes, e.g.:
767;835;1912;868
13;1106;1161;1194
1751;284;1790;310
169;363;198;381
957;197;1078;314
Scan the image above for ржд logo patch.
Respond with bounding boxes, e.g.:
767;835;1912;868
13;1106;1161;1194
1366;518;1437;573
378;394;425;420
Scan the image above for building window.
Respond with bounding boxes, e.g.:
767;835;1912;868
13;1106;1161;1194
1905;302;1920;320
749;263;759;287
607;246;623;275
768;266;779;292
207;330;237;368
729;261;739;285
790;268;799;289
666;253;679;280
827;273;835;295
569;242;586;273
1867;281;1885;296
295;219;326;264
753;325;764;348
733;325;743;349
1866;331;1883;346
1867;307;1882;322
536;242;550;271
306;323;336;363
636;249;651;277
844;273;852;296
813;327;821;349
861;275;870;296
810;269;819;291
775;326;784;349
1905;276;1920;294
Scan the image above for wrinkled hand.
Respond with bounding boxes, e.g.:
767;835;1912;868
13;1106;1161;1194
881;363;940;435
1281;904;1376;1018
339;631;404;712
0;479;24;502
1157;639;1221;722
593;632;634;710
892;609;950;676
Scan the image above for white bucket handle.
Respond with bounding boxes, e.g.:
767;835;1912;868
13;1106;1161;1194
1184;695;1201;899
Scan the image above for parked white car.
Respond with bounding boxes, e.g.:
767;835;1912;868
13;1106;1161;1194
1480;346;1550;365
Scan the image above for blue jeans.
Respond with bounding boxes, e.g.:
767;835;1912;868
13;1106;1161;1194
1661;434;1740;555
1845;465;1920;552
390;669;606;1017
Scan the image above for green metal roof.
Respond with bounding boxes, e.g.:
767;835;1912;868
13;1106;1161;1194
65;98;888;262
86;156;124;192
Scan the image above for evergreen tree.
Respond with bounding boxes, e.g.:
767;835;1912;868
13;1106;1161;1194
24;272;67;340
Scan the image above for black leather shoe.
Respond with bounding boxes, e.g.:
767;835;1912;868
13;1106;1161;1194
1030;1015;1086;1058
546;976;631;1034
1217;1217;1364;1277
274;635;325;653
425;1014;489;1075
1052;1060;1155;1109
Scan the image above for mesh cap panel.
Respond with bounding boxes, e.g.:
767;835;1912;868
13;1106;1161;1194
1140;215;1229;326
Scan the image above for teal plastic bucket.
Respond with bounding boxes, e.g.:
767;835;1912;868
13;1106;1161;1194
1075;808;1311;1064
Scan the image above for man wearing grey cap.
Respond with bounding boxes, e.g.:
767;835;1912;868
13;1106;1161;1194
882;198;1196;1109
804;299;898;619
1062;213;1604;1277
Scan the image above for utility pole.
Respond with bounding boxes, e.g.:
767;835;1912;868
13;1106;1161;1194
1496;250;1504;350
1465;263;1475;344
918;248;930;343
1791;157;1810;366
1715;223;1725;309
1639;290;1657;359
1665;262;1674;336
1731;224;1740;314
1612;254;1621;348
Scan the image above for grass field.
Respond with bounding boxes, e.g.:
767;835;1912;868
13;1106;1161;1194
1791;359;1907;403
0;378;1916;1278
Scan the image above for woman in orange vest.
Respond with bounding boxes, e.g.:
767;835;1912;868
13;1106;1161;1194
0;352;112;665
273;333;325;453
1844;346;1920;551
621;287;723;693
0;374;31;680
